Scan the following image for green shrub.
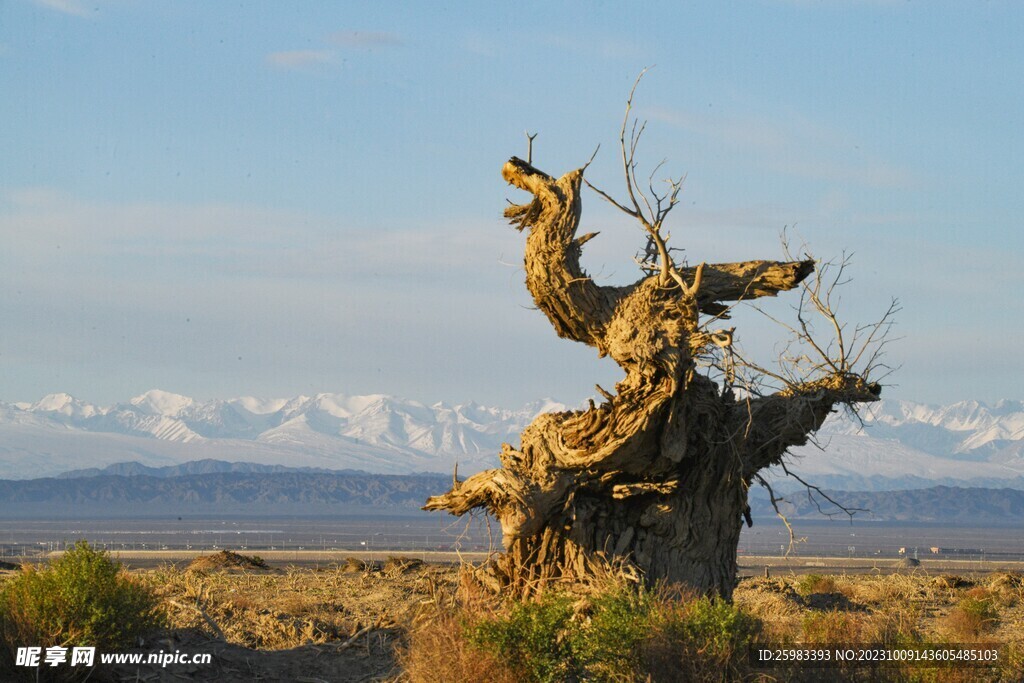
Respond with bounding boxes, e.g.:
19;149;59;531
679;595;760;655
463;585;761;683
642;595;761;682
945;593;999;638
1;541;164;660
797;573;838;596
570;585;656;681
468;593;576;683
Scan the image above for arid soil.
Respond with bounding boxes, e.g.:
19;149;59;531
3;555;1023;682
106;556;453;682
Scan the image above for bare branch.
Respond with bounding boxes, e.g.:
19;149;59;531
585;178;639;217
780;462;868;522
736;236;898;400
753;475;805;556
581;143;601;172
525;131;538;164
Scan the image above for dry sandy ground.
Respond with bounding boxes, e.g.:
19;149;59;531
4;552;1024;682
99;556;454;682
105;629;399;682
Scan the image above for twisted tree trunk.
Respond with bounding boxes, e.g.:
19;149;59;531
425;158;880;599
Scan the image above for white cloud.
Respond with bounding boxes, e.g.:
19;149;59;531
31;0;90;17
0;187;521;290
266;31;400;73
0;189;591;407
647;104;917;190
2;187;311;246
646;106;788;152
539;33;641;60
265;50;337;69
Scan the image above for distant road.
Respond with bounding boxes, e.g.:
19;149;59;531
34;549;493;568
739;555;1024;576
18;550;1024;574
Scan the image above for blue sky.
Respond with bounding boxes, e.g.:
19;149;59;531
1;0;1021;408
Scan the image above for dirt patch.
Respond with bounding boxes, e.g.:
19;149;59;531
740;577;801;600
187;550;271;572
989;572;1024;590
13;563;1018;682
98;627;399;682
103;560;466;682
932;574;974;590
803;591;859;611
892;557;921;569
383;556;424;574
341;557;374;573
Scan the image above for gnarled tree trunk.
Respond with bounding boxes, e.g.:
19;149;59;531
425;158;880;599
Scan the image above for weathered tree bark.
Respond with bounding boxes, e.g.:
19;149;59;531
425;158;880;599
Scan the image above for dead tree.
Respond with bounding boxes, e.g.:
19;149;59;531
425;79;893;599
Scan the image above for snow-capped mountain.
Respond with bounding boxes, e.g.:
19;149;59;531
818;400;1024;458
0;390;566;480
2;392;1024;489
762;399;1024;491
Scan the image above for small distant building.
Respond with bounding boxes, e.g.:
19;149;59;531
930;547;941;554
898;547;906;555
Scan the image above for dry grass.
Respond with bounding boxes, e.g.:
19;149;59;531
733;571;1024;682
142;558;461;652
943;589;1001;640
384;556;425;574
796;573;838;596
5;561;1024;681
401;610;520;683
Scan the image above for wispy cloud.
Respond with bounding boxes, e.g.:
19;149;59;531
265;50;337;69
647;106;788;152
540;33;640;60
326;31;402;50
0;187;515;284
267;30;400;71
32;0;90;17
647;104;917;190
0;188;539;404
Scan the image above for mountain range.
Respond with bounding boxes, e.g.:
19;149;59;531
0;468;451;518
2;466;1023;526
2;390;1023;491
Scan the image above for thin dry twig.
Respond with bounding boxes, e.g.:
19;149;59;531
736;232;900;398
753;474;805;557
582;67;695;294
332;616;385;652
166;599;226;641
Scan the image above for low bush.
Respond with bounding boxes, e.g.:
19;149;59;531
402;581;762;683
797;573;839;596
570;585;656;680
945;592;999;639
642;593;761;682
469;592;577;682
0;541;164;677
864;603;922;647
